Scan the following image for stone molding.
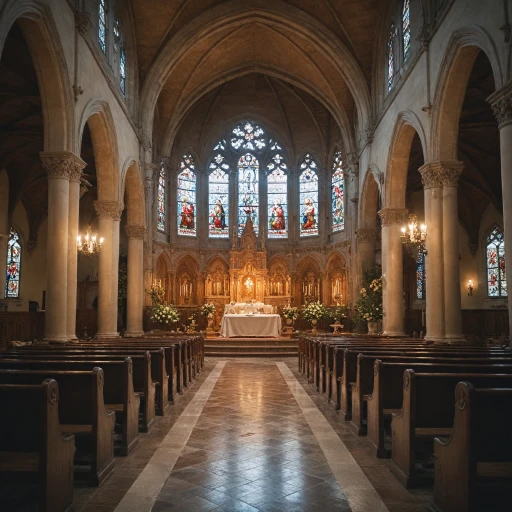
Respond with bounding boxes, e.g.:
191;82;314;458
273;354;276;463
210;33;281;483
94;200;125;220
378;208;408;226
419;161;463;189
125;225;146;239
356;229;380;243
75;10;92;37
40;152;86;180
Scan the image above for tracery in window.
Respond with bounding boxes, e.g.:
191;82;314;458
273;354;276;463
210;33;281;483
177;154;196;237
416;251;426;300
120;46;126;94
402;0;411;58
209;153;230;238
299;154;319;237
486;226;507;297
5;227;21;299
157;161;166;232
267;141;288;239
331;151;345;232
238;153;259;235
98;0;107;53
388;23;395;91
231;121;266;152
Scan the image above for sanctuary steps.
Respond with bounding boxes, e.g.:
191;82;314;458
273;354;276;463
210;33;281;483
205;337;297;357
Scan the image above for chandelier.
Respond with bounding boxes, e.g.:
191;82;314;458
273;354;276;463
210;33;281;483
77;226;104;255
400;214;427;256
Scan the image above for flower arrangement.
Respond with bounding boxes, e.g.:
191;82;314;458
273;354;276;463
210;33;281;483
282;305;299;320
328;305;349;323
302;301;329;321
200;302;216;317
151;303;180;328
355;267;383;323
147;284;165;306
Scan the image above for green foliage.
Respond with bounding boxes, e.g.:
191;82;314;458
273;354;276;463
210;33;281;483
282;305;299;320
355;266;383;322
200;302;216;317
302;301;329;321
327;305;349;321
147;284;165;307
151;303;180;327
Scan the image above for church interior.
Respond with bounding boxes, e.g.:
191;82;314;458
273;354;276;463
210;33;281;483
0;1;511;511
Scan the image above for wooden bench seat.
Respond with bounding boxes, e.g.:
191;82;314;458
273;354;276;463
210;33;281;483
0;379;75;512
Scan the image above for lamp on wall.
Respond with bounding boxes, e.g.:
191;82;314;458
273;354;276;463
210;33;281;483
467;279;474;296
77;226;104;255
400;214;427;257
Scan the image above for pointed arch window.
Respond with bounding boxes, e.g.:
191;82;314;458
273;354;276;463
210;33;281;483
237;153;259;235
331;151;345;232
486;226;507;297
299;154;319;237
208;152;230;238
267;141;288;239
231;121;266;152
119;46;126;94
98;0;107;53
157;161;166;232
387;23;395;91
416;251;426;300
177;154;196;237
5;227;21;299
402;0;411;58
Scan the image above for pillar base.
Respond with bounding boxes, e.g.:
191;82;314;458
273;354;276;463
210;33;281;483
381;331;407;337
424;335;445;343
124;331;145;338
44;337;69;345
67;335;78;343
442;336;467;344
95;332;120;339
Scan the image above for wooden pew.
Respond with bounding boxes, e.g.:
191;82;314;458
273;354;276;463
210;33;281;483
390;370;512;488
433;382;512;512
368;360;512;458
0;379;75;512
0;368;115;486
0;358;139;454
351;353;512;436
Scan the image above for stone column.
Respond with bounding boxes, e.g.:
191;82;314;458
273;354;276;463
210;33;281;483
144;163;157;307
94;201;123;338
320;271;329;304
111;204;123;334
39;153;77;342
490;89;512;345
0;172;9;298
66;158;86;340
420;164;445;341
356;228;379;290
125;225;145;337
441;162;464;341
378;208;408;336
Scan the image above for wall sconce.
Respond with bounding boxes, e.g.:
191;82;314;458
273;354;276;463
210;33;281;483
467;279;474;296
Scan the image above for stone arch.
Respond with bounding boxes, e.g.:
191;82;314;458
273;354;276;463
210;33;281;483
77;99;120;202
385;110;427;209
121;159;145;227
360;170;381;230
296;254;322;274
430;26;503;161
0;0;73;152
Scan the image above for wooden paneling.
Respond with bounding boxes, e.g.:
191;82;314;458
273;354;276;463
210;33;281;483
0;312;45;341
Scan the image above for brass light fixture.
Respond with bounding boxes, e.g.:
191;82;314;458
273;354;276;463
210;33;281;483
77;226;104;255
400;214;427;256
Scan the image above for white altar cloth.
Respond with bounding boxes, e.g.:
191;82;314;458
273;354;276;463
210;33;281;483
224;303;273;314
220;314;282;337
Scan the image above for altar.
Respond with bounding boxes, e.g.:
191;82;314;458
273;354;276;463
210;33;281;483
220;314;282;338
223;302;273;314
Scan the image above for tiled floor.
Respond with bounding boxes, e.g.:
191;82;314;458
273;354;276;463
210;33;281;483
1;358;433;511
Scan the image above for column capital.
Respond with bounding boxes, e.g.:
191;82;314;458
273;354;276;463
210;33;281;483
356;228;380;243
40;152;86;180
419;162;464;188
94;200;124;220
378;208;408;226
488;81;512;128
125;225;146;239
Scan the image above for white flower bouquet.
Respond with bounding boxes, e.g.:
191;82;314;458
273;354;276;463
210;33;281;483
282;305;299;320
151;303;180;328
302;301;328;321
201;302;216;317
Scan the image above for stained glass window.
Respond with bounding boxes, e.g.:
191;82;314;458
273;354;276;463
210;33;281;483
98;0;107;53
267;142;288;239
388;24;395;91
299;154;319;237
120;46;126;94
402;0;411;58
238;153;259;235
486;226;507;297
209;153;230;238
157;162;166;232
5;227;21;299
177;154;196;237
231;121;266;152
416;251;426;300
331;151;345;232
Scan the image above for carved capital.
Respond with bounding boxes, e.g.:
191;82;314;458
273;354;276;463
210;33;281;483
125;225;146;239
75;10;92;36
491;95;512;128
356;229;380;244
420;162;463;188
94;200;124;220
378;208;408;227
419;163;444;189
40;152;86;180
440;163;464;187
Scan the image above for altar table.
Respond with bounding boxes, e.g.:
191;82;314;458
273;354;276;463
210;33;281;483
224;302;273;314
220;314;282;338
